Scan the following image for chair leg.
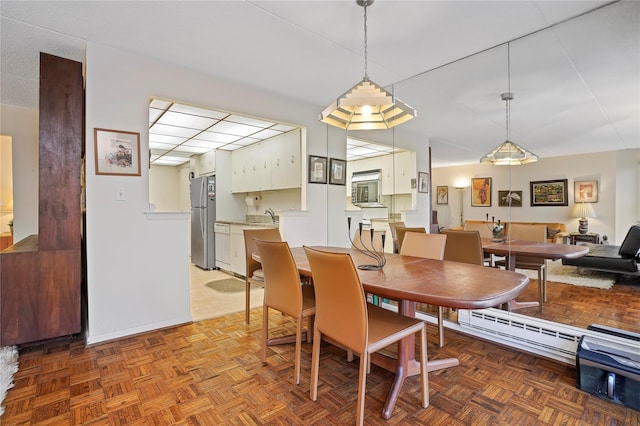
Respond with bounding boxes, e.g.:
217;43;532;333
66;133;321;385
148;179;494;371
294;317;303;385
356;352;368;426
418;326;429;407
310;327;322;401
261;305;269;364
537;269;543;313
543;263;548;302
437;306;445;347
245;281;251;324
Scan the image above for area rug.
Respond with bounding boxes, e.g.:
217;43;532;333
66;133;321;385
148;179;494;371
0;345;18;416
518;260;614;289
205;278;261;293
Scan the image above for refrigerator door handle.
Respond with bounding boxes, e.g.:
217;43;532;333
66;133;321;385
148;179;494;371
200;178;206;238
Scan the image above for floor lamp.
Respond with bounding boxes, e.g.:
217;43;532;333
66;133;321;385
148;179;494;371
455;187;465;227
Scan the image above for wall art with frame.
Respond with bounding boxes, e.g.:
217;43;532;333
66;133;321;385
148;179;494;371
574;180;598;203
498;190;523;207
530;179;568;206
436;186;448;205
308;155;327;184
94;128;141;176
471;177;492;207
329;158;346;185
418;171;429;193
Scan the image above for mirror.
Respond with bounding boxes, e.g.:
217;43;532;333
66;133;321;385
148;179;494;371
0;135;13;237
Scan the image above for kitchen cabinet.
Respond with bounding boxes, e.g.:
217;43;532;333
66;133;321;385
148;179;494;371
387;151;416;195
197;150;216;176
231;130;301;193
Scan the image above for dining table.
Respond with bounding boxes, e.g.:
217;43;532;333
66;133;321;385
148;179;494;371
481;238;589;310
287;246;530;419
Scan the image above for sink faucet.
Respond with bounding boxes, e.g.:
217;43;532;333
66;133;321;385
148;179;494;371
264;208;276;224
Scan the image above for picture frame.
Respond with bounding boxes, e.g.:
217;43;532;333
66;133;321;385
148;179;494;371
471;177;492;206
574;180;598;203
436;186;448;205
530;179;568;206
418;171;429;193
94;128;141;176
498;190;523;207
329;158;346;185
308;155;327;184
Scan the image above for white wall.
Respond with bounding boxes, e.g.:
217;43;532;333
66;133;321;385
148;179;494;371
149;165;180;211
83;42;362;343
432;149;640;244
0;104;39;242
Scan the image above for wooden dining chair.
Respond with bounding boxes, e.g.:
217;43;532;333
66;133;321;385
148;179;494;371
462;221;495;266
395;226;426;254
256;239;315;385
304;246;427;426
496;223;548;311
398;232;449;347
243;228;282;324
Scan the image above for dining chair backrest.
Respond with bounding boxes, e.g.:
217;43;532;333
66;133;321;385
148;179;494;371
463;221;493;239
304;247;368;351
388;221;406;253
255;239;302;316
508;223;547;265
243;227;282;324
441;229;484;265
244;228;282;281
400;232;447;260
351;229;387;253
508;223;547;243
395;226;426;253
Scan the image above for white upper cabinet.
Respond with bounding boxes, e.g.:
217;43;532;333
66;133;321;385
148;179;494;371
349;151;416;196
197;150;216;176
231;130;301;193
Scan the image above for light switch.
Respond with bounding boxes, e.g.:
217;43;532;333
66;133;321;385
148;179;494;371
116;188;126;201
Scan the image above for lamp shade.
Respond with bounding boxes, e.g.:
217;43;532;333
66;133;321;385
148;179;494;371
571;202;596;219
480;140;538;165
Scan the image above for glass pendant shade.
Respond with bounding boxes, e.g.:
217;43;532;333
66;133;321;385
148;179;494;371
319;0;416;130
480;140;538;165
319;79;417;130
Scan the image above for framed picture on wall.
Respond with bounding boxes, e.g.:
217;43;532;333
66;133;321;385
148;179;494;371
308;155;327;184
418;172;429;193
94;128;141;176
471;177;492;206
436;186;448;205
530;179;568;206
498;190;523;207
574;180;598;203
329;158;346;185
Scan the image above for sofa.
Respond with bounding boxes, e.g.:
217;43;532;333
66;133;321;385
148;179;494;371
456;220;567;243
562;224;640;275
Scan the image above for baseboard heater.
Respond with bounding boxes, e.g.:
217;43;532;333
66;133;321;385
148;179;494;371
377;303;633;366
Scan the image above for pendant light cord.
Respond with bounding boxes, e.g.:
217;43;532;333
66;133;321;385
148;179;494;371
506;42;511;142
363;2;369;81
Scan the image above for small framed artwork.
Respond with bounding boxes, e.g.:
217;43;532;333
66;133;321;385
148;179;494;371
436;186;448;205
498;190;523;207
471;177;492;207
94;128;141;176
329;158;347;185
418;172;429;193
530;179;568;206
308;155;327;184
574;180;598;203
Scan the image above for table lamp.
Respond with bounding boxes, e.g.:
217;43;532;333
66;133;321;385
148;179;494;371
571;202;596;234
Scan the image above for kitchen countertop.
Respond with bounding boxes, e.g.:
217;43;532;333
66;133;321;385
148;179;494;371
215;220;278;227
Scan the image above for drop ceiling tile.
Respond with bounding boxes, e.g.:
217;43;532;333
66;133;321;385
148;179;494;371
156;110;219;129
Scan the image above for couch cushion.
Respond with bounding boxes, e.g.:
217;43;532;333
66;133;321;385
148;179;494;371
618;225;640;258
563;243;638;273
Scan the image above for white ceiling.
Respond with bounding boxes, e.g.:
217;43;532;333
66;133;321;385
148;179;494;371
1;1;638;168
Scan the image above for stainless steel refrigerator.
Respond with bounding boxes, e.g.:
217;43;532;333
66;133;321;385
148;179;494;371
190;176;216;269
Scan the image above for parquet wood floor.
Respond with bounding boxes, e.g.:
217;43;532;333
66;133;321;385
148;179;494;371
3;276;640;425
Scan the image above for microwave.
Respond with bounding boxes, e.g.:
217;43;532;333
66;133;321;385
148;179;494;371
351;170;384;207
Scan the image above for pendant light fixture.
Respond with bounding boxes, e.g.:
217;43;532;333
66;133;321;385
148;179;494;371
480;43;538;165
319;0;416;130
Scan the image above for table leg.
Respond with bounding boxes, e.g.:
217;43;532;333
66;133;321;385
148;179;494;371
504;254;540;311
377;300;459;419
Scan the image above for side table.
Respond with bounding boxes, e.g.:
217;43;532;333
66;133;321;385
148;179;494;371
569;232;600;245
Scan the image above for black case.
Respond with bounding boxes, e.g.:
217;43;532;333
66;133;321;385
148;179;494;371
576;325;640;410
